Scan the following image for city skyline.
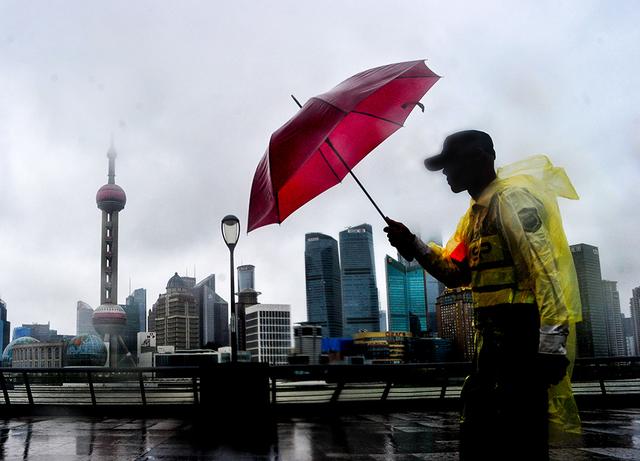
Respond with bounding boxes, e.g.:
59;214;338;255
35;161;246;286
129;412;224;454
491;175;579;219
1;2;639;337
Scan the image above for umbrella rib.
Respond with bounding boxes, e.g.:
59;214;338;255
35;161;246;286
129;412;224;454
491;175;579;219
396;75;438;79
317;146;342;182
291;95;342;183
350;110;404;127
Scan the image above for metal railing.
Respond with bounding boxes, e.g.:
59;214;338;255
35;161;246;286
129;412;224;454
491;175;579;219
0;367;200;407
0;357;639;410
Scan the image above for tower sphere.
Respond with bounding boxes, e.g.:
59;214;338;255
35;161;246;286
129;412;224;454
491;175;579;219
92;303;127;336
96;184;126;212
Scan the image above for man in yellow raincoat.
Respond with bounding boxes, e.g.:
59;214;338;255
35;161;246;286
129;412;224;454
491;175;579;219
384;130;581;461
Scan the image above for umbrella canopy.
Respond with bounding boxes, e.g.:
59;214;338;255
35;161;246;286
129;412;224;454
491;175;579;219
248;60;440;232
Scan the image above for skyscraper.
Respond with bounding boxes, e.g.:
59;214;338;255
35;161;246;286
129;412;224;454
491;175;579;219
436;287;475;361
124;288;147;358
192;274;229;348
630;287;640;356
423;237;445;334
305;233;343;337
385;254;427;333
245;304;291;365
0;299;10;354
237;265;255;291
570;244;608;357
602;280;626;356
93;142;129;367
76;301;96;336
293;323;323;365
151;273;199;350
339;224;380;336
12;322;70;343
622;314;636;357
127;288;147;332
379;309;387;331
236;288;259;351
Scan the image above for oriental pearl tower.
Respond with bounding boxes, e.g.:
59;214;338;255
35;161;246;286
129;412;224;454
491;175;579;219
93;142;128;368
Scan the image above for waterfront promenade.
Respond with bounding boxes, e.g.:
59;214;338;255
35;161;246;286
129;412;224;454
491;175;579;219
1;407;639;460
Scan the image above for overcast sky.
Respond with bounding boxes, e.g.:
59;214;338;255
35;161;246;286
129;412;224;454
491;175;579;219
1;1;639;336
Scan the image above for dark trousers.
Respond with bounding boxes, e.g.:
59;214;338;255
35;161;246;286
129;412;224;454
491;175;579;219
460;304;549;461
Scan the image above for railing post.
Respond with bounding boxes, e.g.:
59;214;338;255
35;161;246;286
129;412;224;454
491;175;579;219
192;375;199;405
381;381;393;401
440;373;448;399
271;376;277;404
597;362;607;396
138;371;146;406
87;371;96;405
0;371;10;405
22;372;33;405
330;382;344;403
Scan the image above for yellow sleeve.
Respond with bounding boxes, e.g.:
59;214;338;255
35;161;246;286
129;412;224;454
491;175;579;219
497;188;570;355
413;211;471;288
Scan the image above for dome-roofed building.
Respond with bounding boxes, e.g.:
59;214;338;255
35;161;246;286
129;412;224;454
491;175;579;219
64;334;108;367
149;273;199;350
167;272;188;293
2;336;40;367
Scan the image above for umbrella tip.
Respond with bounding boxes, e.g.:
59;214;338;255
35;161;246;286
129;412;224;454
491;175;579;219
291;94;303;108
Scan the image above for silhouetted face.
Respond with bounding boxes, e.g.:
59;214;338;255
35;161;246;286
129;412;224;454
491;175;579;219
424;130;496;194
442;142;487;193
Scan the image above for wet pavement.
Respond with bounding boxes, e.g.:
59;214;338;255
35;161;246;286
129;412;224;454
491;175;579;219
0;408;639;460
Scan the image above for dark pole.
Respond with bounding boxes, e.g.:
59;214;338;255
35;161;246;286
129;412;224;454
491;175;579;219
229;247;238;363
290;95;390;225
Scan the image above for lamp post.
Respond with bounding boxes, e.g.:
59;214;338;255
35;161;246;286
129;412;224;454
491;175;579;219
221;215;240;363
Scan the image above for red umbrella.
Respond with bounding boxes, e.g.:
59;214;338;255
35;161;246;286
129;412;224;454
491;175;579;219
247;60;440;232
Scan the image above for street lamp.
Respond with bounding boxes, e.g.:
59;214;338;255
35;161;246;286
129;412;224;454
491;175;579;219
221;214;240;363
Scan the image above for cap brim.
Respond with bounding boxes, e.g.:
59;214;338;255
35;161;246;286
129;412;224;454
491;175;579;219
424;153;446;171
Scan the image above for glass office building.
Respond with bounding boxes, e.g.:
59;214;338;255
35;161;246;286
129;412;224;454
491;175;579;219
385;254;428;333
339;224;380;336
0;299;9;355
305;233;343;337
571;243;609;357
237;265;255;292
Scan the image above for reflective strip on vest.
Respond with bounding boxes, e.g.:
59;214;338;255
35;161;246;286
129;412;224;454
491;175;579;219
472;288;536;308
472;288;514;307
471;266;516;289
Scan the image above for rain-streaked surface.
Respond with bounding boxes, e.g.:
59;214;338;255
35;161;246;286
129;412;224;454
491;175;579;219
1;408;639;460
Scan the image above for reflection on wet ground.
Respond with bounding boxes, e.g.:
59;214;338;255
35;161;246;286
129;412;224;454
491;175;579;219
0;408;639;460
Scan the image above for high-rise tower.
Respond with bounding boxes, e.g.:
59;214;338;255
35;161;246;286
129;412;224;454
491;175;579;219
339;224;380;336
385;254;427;333
305;233;343;337
237;265;256;292
93;143;128;367
570;243;608;357
0;299;10;355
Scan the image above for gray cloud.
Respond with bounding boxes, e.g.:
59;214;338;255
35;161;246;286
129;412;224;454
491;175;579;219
1;0;639;335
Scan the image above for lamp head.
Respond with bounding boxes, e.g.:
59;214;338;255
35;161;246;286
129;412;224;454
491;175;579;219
221;214;241;248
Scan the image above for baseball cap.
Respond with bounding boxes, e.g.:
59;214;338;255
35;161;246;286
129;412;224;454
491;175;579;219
424;130;495;171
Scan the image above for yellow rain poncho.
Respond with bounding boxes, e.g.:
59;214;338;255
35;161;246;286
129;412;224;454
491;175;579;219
419;154;582;434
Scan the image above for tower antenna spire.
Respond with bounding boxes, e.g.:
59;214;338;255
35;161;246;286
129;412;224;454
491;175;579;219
107;136;117;184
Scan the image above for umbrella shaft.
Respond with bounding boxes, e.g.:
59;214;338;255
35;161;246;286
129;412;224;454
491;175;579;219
324;138;388;224
291;94;388;225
